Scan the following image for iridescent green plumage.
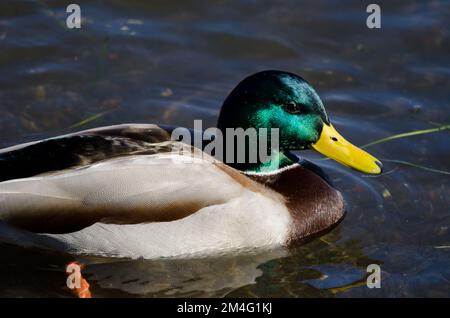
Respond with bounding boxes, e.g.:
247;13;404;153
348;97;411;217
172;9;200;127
217;70;329;172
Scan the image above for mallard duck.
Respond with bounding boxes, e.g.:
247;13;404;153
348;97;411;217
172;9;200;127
0;70;382;259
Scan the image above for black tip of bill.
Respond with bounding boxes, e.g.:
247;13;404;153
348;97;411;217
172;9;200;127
375;160;383;174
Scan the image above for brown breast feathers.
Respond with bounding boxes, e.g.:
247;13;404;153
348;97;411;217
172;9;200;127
246;164;346;244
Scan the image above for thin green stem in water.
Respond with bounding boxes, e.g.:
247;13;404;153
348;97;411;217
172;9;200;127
69;111;110;129
361;124;450;149
380;159;450;175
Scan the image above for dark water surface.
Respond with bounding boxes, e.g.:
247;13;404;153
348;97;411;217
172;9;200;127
0;0;449;297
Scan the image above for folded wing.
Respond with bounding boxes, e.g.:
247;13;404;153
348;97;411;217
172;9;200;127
0;152;248;233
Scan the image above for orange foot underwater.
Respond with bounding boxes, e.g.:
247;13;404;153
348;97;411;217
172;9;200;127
66;262;92;298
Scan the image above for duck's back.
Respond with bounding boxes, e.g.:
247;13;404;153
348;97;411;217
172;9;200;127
0;124;174;182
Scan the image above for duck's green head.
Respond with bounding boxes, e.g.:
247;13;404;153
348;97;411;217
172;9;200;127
217;70;382;174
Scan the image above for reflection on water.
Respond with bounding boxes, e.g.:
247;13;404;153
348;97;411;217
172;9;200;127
83;249;289;297
0;0;449;297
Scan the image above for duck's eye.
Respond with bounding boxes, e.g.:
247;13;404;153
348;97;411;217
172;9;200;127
283;101;301;114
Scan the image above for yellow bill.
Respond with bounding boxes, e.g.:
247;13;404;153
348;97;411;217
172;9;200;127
311;123;383;174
